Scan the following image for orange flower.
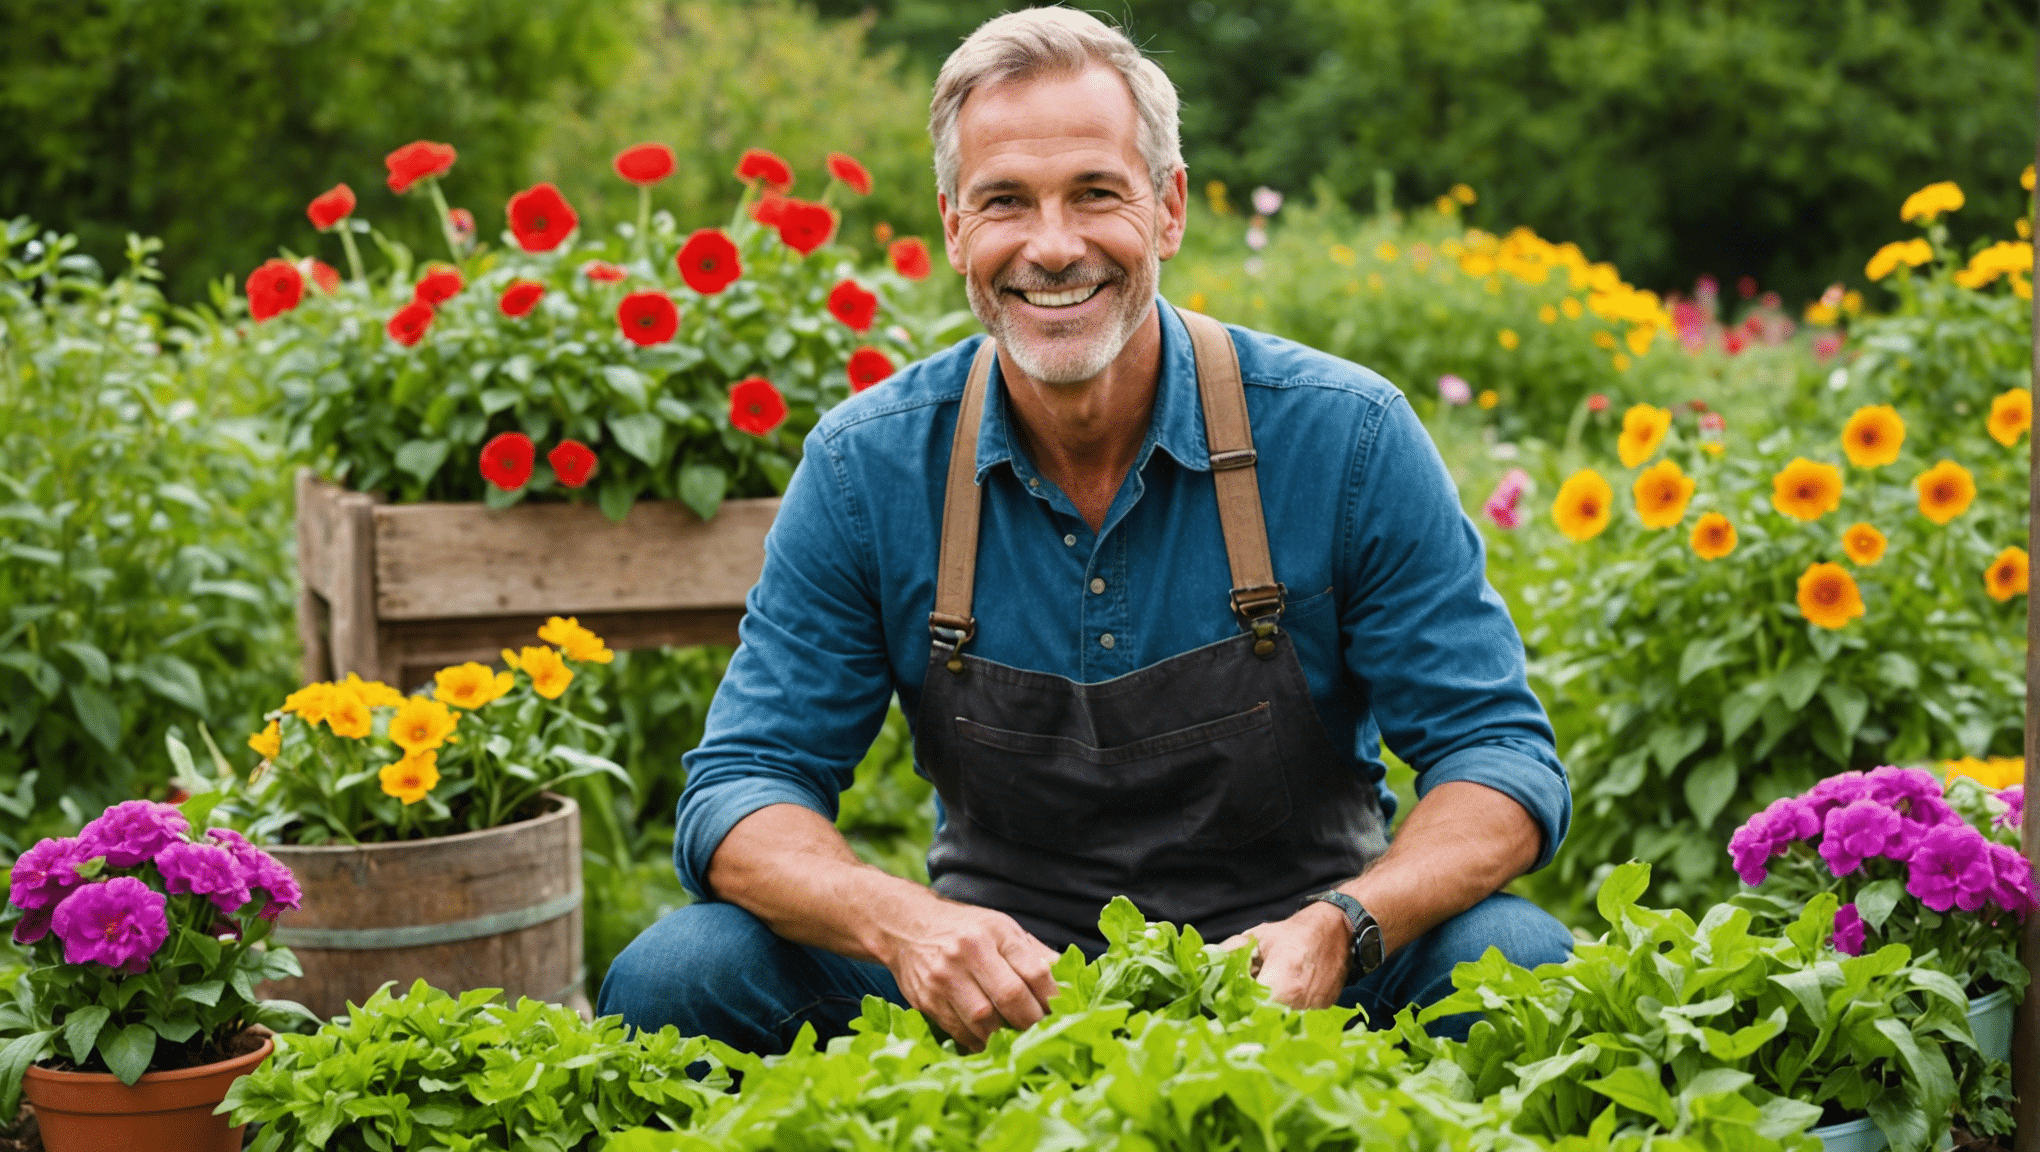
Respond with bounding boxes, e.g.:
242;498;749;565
513;646;575;700
1914;460;1976;525
325;690;373;739
1617;404;1672;467
1840;405;1904;468
281;682;335;725
390;696;460;753
340;673;406;709
1552;470;1614;541
379;749;440;805
1986;546;2028;602
1842;523;1887;567
1689;513;1736;560
1633;460;1695;529
1771;458;1843;522
433;662;515;710
537;616;616;664
248;720;281;760
1796;562;1865;629
1988;388;2031;447
1946;756;2023;789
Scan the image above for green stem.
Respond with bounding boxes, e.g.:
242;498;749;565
730;181;757;236
425;180;461;264
337;225;367;286
636;185;652;266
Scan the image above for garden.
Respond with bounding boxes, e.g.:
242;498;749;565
1;1;2036;1150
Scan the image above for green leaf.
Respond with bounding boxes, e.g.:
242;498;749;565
0;1030;55;1118
1585;1064;1677;1128
677;463;728;522
57;640;110;684
1595;861;1651;925
100;1022;157;1085
395;439;452;483
68;681;122;751
1819;681;1869;748
1722;683;1771;746
61;1005;109;1063
608;412;667;466
1855;878;1905;931
178;980;225;1007
1677;636;1734;686
1775;658;1824;712
601;365;651;410
1649;721;1707;774
1682;752;1737;829
135;654;208;714
1875;651;1920;691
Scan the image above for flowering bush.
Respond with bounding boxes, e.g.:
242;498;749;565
0;791;312;1114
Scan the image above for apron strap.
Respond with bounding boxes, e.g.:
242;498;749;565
929;338;998;672
1176;308;1285;649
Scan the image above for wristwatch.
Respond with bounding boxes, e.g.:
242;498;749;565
1300;890;1384;981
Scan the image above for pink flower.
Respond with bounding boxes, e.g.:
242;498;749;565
1985;842;2034;917
1482;468;1530;530
50;877;169;973
1251;186;1283;216
8;837;93;911
206;829;302;920
1814;334;1844;361
1832;902;1866;955
1437;375;1472;406
155;841;252;916
1728;797;1820;886
1905;823;1997;912
1819;799;1907;877
78;800;189;868
1994;787;2023;830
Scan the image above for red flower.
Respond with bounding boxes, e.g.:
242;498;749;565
676;229;742;294
729;377;788;437
846;347;895;393
1586;393;1609;413
413;265;464;307
1724;331;1747;356
499;279;545;318
734;148;794;192
447;208;475;244
387;301;435;346
306;184;355;230
751;192;789;227
385;141;457;194
548;440;598;488
581;260;627;283
826;151;872;196
827;279;878;332
299;258;341;294
479;432;535;490
246;259;304;322
615;143;677;186
617;291;679;346
776;200;835;256
889;237;932;280
507;183;578;252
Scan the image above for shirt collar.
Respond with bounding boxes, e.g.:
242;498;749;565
973;297;1211;483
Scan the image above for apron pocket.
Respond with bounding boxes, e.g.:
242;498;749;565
951;701;1291;853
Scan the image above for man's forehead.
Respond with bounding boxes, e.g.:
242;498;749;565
954;65;1142;187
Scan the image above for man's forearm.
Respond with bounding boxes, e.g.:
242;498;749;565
704;802;937;966
1340;780;1542;955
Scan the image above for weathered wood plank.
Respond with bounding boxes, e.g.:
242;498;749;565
295;469;343;602
327;492;381;681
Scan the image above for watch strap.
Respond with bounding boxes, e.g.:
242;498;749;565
1301;890;1384;978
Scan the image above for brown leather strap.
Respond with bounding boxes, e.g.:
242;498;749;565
1176;307;1284;625
930;339;998;656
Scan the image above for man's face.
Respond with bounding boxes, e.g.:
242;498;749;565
940;65;1187;386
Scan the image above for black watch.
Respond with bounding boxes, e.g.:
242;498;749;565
1300;890;1384;980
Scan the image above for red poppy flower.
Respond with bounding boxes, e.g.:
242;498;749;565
826;151;872;196
581;260;627;283
614;142;677;186
306;184;356;230
776;200;835;256
676;229;742;294
729;377;788;437
246;259;304;322
827;279;879;332
751;192;789;227
499;279;545;318
617;291;679;346
413;265;464;307
479;432;536;490
1586;393;1609;413
734;148;794;192
846;347;895;393
507;183;578;252
889;237;932;281
385;140;457;194
548;440;598;488
387;301;435;346
299;258;341;294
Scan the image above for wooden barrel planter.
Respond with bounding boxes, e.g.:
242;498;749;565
257;793;588;1018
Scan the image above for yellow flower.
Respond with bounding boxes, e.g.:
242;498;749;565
1804;301;1839;326
1617;404;1672;468
248;720;281;760
1914;460;1975;525
2021;218;2033;241
2025;165;2036;192
1842;522;1886;567
1497;329;1519;350
1460;252;1495;277
1435;195;1457;215
1633;460;1695;529
1204;180;1229;215
1625;326;1654;357
1986;546;2028;602
1841;290;1863;316
1450;183;1477;205
379;749;440;806
1865;238;1933;281
1840;405;1905;468
1700;441;1724;457
1899;180;1964;223
1592;330;1617;350
1552;470;1614;542
340;673;406;709
1689;513;1736;560
434;662;515;710
281;682;335;725
1328;244;1357;267
1770;458;1843;522
1560;297;1582;320
1796;562;1865;630
1476;390;1499;410
515;646;575;700
537;616;615;664
1953;240;2034;290
1375;242;1399;263
1989;388;2032;447
1186;292;1207;313
1945;755;2023;790
1611;353;1631;372
390;696;460;753
1538;304;1558;324
325;690;373;739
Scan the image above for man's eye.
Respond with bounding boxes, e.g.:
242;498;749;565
985;196;1020;209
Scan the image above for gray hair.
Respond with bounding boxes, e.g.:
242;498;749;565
929;7;1182;203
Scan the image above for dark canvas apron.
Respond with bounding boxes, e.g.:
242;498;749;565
912;308;1387;954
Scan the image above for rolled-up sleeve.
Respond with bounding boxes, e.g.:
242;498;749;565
673;429;895;900
1338;395;1571;869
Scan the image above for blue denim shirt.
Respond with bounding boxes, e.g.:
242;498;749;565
674;300;1570;900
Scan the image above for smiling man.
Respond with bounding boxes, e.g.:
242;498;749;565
599;6;1573;1054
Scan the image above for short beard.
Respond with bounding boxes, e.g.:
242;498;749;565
966;241;1159;387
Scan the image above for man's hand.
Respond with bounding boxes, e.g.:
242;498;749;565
877;897;1061;1052
1218;900;1350;1010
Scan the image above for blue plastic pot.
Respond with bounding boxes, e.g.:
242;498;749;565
1966;986;2014;1065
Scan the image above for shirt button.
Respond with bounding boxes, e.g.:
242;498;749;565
1028;477;1040;488
1063;534;1076;547
1099;633;1115;649
1089;578;1106;594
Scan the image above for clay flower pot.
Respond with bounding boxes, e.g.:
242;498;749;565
20;1033;273;1152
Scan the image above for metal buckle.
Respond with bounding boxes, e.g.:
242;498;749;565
928;612;976;673
1228;583;1286;627
1208;449;1258;471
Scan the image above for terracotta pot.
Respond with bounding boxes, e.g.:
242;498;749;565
21;1034;273;1152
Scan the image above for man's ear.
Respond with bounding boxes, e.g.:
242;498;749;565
940;192;968;275
1157;168;1189;262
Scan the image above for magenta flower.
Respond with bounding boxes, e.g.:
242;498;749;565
1986;842;2035;917
49;877;170;974
1482;468;1530;530
78;800;189;868
1819;800;1907;877
1437;374;1472;406
1729;797;1819;886
9;836;94;911
1832;902;1866;955
155;841;252;916
1994;788;2023;831
1864;766;1941;807
1803;771;1873;822
1906;824;1997;912
206;828;303;920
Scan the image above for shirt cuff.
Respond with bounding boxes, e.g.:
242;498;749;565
673;781;837;902
1416;740;1572;872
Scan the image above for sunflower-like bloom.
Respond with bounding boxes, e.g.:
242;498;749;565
248;720;281;760
434;662;515;710
340;673;407;709
1986;546;2029;602
1689;513;1736;560
1899;181;1964;223
1796;562;1865;630
1552;470;1613;541
1841;405;1904;468
1771;458;1843;522
1617;404;1672;468
281;682;335;725
1914;460;1976;525
325;690;373;739
379;749;440;806
390;696;460;753
537;616;616;664
1988;388;2031;447
1842;522;1887;567
1633;460;1695;529
513;646;575;700
1865;238;1933;281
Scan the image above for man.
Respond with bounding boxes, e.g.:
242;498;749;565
599;6;1572;1054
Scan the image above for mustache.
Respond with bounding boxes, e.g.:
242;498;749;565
995;262;1125;294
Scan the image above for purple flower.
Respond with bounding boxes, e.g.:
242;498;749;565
154;841;252;916
1864;765;1941;807
1832;902;1866;955
8;837;94;912
1906;824;1997;912
48;877;169;974
1985;842;2035;917
78;800;189;868
1482;468;1531;530
206;829;302;920
1438;374;1473;406
1803;772;1873;821
1819;800;1907;877
1994;788;2023;830
1729;798;1820;886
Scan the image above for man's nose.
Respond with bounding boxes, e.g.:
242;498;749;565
1020;200;1087;273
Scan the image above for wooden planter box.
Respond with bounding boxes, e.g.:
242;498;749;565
295;469;777;689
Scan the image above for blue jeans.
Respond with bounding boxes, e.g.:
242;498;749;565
597;892;1571;1052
